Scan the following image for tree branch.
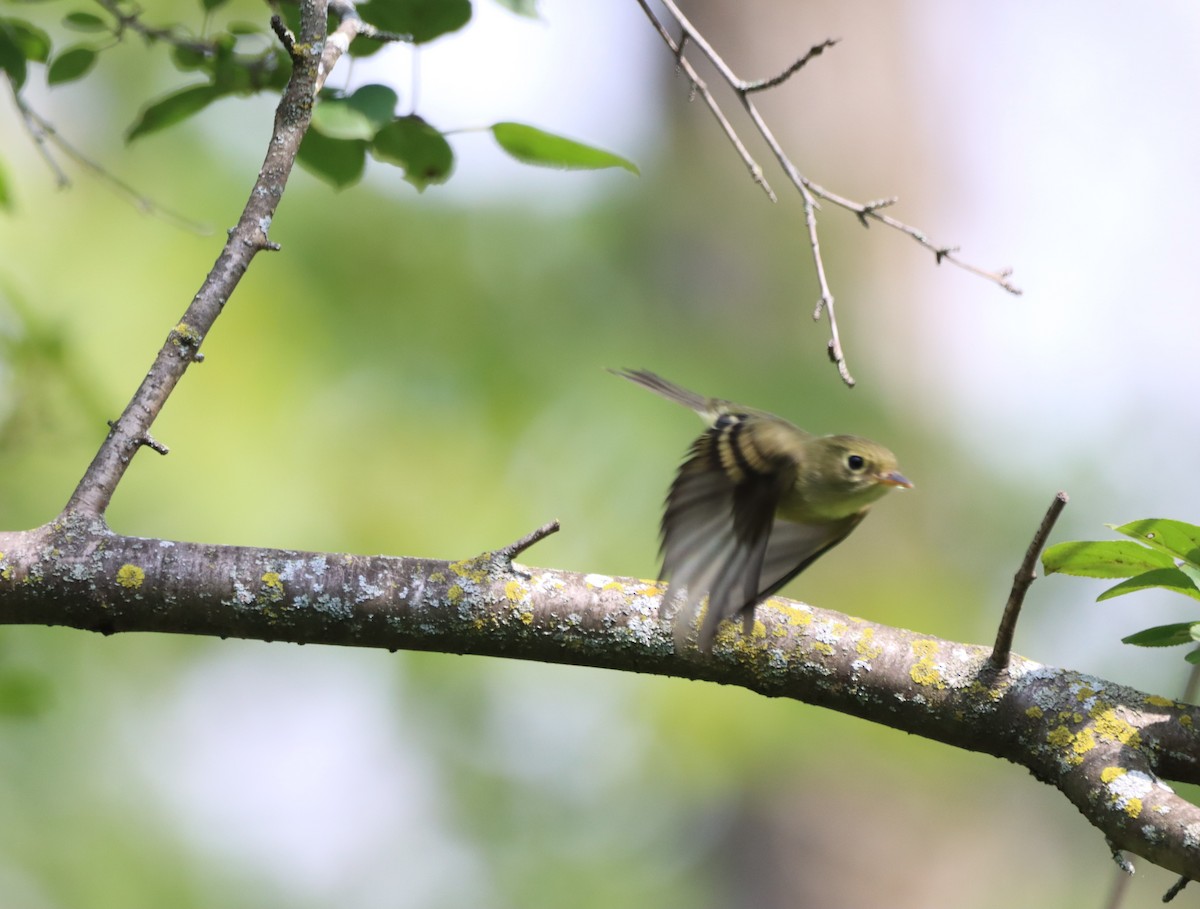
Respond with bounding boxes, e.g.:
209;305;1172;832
990;491;1068;670
638;0;1022;387
2;516;1200;879
60;0;330;519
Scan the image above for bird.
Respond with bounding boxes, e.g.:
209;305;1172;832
612;368;912;652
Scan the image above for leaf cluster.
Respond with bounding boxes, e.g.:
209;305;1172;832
1;0;637;201
1043;518;1200;662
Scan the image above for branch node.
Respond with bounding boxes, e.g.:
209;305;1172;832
1164;875;1189;902
270;15;297;56
1107;840;1135;876
989;491;1068;671
934;245;960;265
138;432;170;456
856;196;899;228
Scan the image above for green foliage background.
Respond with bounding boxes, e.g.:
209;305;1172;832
1;1;1197;906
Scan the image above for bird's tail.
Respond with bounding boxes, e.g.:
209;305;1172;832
609;368;717;419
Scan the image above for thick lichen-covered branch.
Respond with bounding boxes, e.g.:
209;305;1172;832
2;517;1200;879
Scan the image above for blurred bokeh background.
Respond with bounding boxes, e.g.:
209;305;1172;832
3;0;1200;906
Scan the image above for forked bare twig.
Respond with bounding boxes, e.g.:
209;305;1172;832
637;0;1022;386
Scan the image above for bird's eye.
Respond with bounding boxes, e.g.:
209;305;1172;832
847;454;866;472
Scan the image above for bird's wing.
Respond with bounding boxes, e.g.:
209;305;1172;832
659;418;794;651
754;512;867;605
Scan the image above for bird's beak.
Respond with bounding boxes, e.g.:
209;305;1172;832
878;471;914;489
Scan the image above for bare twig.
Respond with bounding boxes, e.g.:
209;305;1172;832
989;491;1068;671
638;0;1023;386
743;38;839;93
1164;876;1188;902
8;89;210;233
634;0;776;202
494;520;561;565
92;0;215;57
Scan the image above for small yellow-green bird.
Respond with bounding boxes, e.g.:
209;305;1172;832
613;369;912;652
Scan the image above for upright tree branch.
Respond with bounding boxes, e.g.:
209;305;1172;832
61;0;331;518
990;491;1069;670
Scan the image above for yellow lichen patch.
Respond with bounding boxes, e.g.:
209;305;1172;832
1101;766;1128;784
812;641;834;656
602;581;626;592
1145;695;1174;708
855;627;883;661
449;559;488;584
261;572;282;590
1092;708;1141;748
1075;685;1096;701
1073;728;1097;756
1026;706;1044;719
779;604;813;626
1123;798;1143;818
171;322;202;345
1047;726;1074;748
116;564;145;589
1182;716;1193;727
909;640;946;689
504;579;529;603
641;585;664;598
520;610;534;626
447;584;465;605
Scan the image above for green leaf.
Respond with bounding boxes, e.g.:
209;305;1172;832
491;0;539;16
0;29;26;89
0;156;11;212
312;83;398;140
1187;648;1200;665
1181;562;1200;591
171;43;209;71
201;0;232;12
356;0;471;44
491;122;638;174
1097;567;1200;603
47;44;97;85
1110;519;1200;567
0;18;51;62
127;83;223;142
298;130;367;189
371;114;454;190
63;11;108;32
1041;540;1175;579
348;32;386;58
1121;622;1200;648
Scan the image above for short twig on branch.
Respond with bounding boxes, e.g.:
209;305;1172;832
989;491;1068;671
1164;875;1189;902
493;520;561;566
637;0;1022;387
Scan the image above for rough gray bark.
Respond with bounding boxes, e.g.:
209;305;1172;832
2;514;1199;880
